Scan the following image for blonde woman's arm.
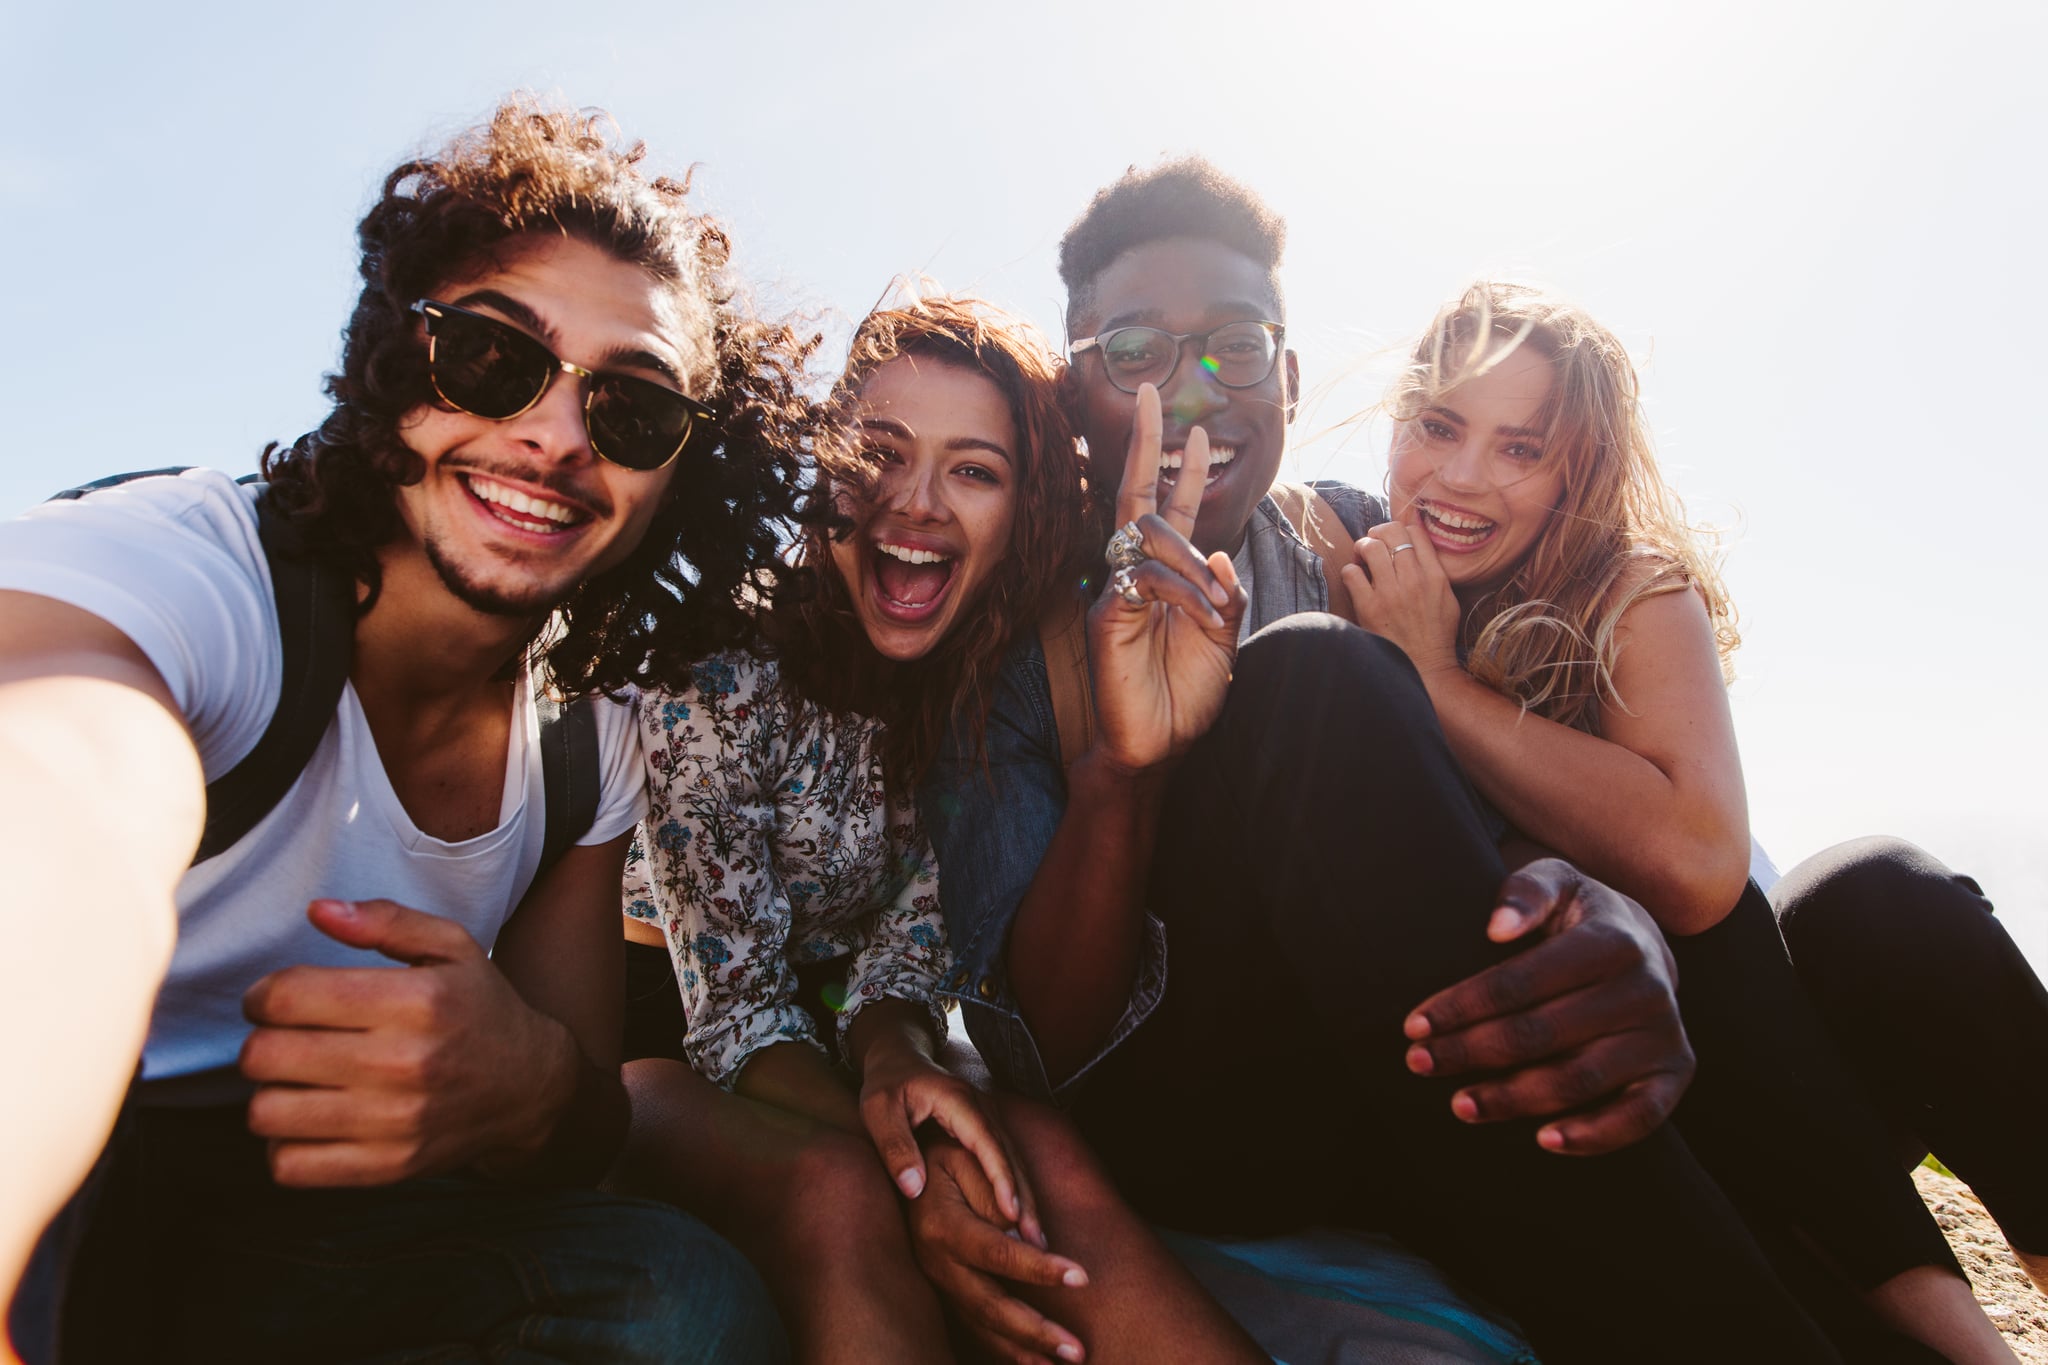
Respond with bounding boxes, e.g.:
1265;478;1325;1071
1346;533;1748;934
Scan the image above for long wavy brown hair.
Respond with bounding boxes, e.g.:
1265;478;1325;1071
774;294;1093;784
260;94;819;695
1385;282;1738;734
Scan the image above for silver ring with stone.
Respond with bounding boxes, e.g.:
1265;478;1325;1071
1106;520;1148;572
1109;564;1145;607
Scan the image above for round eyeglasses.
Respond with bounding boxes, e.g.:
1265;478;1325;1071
1070;320;1284;395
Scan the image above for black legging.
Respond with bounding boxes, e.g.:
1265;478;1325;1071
1069;615;1841;1364
1774;836;2048;1256
1664;881;1961;1362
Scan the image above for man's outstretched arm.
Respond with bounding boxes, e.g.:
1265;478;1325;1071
0;591;202;1301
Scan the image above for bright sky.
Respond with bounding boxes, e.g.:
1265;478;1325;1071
4;1;2042;969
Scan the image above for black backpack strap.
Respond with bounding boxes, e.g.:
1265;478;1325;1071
192;491;357;863
535;692;601;879
46;470;358;866
47;467;196;501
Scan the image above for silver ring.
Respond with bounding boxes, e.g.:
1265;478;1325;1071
1106;520;1148;572
1108;564;1145;607
1390;542;1416;556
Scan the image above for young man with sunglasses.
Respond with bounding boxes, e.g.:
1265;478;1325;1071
0;100;805;1363
910;160;1845;1362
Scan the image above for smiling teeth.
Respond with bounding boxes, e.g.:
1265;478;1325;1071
878;543;951;565
1159;444;1237;471
469;477;578;525
1423;503;1493;531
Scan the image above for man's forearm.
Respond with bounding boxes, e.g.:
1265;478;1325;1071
0;671;198;1298
473;1014;631;1186
1006;750;1169;1084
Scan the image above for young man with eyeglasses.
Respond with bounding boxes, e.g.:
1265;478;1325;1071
0;99;802;1364
911;160;1845;1362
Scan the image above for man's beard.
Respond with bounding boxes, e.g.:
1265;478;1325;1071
421;534;563;618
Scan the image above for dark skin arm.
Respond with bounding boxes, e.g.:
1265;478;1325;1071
1007;390;1244;1082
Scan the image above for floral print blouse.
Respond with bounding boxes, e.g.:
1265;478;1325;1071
622;651;948;1087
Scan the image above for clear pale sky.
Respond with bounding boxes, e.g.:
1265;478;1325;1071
3;0;2042;969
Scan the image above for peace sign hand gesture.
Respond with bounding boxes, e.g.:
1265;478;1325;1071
1087;383;1249;775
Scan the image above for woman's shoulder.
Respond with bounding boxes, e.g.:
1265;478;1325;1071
638;650;795;734
1601;545;1707;620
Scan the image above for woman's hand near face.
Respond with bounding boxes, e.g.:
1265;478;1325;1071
1343;516;1462;678
1087;384;1248;774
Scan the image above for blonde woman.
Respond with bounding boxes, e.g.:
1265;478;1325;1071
1346;281;2027;1363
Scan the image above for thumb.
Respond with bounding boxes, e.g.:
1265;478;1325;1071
306;898;477;966
1489;859;1576;942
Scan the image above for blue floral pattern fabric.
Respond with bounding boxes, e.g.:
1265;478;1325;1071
624;652;947;1087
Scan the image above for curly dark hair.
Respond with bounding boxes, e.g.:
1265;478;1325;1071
260;95;819;695
772;294;1095;786
1058;156;1288;326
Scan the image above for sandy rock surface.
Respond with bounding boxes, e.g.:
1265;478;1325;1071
1916;1167;2047;1362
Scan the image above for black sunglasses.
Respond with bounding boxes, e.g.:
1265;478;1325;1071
412;299;713;472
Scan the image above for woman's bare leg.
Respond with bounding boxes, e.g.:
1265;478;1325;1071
609;1058;952;1365
993;1094;1264;1365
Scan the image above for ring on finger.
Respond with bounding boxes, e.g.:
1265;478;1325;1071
1390;542;1416;556
1108;564;1145;607
1105;520;1148;572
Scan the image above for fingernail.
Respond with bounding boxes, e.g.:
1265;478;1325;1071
1062;1266;1089;1288
1404;1013;1432;1040
1537;1125;1567;1151
895;1168;924;1198
1451;1091;1479;1122
313;898;356;919
1405;1044;1434;1075
1487;906;1525;939
1058;1344;1084;1362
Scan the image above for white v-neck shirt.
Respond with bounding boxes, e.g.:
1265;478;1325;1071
0;470;646;1079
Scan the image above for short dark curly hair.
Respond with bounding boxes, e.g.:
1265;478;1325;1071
261;94;818;695
1057;156;1288;327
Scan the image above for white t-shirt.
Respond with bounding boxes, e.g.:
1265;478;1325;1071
0;469;647;1079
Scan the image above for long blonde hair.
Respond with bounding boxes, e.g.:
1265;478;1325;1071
1385;282;1737;734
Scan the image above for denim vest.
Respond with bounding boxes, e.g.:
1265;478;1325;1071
918;483;1386;1099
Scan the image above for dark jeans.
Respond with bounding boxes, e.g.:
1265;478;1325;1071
1071;615;1844;1364
1775;835;2048;1254
13;1100;787;1365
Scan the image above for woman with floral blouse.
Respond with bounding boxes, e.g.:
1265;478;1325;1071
608;296;1266;1365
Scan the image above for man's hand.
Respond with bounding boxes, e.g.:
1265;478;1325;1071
905;1137;1091;1365
240;898;580;1186
1088;384;1248;776
1401;858;1695;1156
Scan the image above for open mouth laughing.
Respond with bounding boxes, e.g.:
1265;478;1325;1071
1155;442;1238;490
869;537;959;623
1415;498;1498;551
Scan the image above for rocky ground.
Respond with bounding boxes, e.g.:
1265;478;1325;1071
1916;1167;2047;1362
